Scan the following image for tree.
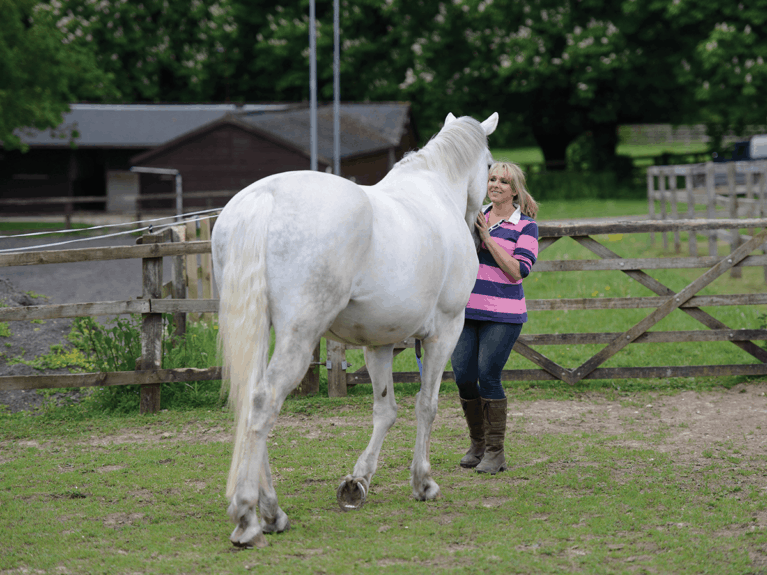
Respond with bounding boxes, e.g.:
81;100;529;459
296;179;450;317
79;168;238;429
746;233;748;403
686;1;767;150
0;0;115;151
222;0;416;103
399;0;705;170
43;0;238;102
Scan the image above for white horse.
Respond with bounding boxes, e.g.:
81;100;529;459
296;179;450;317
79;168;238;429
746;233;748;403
212;112;499;548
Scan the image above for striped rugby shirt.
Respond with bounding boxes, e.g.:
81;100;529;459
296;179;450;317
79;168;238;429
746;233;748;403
465;203;539;324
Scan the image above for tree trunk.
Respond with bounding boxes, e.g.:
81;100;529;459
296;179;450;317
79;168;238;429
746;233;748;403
528;89;583;171
533;133;570;171
590;122;619;172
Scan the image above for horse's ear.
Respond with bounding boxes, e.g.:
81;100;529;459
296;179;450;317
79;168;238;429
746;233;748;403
481;112;499;136
444;112;457;125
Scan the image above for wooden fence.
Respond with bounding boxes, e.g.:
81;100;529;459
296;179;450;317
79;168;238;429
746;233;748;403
647;161;767;267
1;218;767;412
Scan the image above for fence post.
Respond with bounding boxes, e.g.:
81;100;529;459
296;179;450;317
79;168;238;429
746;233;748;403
327;339;347;397
647;169;655;245
198;218;214;322
292;342;321;397
706;162;717;256
185;220;200;321
170;225;187;339
728;163;742;279
669;170;680;253
686;166;697;257
760;162;767;284
746;169;756;240
659;170;668;250
138;234;163;414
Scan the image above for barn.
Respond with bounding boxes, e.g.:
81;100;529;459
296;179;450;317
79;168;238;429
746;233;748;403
1;102;417;214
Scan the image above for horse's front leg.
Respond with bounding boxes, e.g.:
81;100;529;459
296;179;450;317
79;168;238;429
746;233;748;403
337;344;397;510
411;317;464;501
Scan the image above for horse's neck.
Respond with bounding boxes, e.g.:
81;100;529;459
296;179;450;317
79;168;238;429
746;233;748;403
377;166;469;214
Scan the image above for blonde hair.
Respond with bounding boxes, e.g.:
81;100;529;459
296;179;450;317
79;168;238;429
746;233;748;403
489;161;539;219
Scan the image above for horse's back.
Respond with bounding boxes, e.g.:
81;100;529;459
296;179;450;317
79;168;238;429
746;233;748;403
213;171;375;328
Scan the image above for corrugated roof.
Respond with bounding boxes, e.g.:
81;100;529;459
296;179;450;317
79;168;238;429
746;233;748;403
16;103;295;148
240;103;411;159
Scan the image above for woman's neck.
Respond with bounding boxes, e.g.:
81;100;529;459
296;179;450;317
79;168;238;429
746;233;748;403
491;200;517;220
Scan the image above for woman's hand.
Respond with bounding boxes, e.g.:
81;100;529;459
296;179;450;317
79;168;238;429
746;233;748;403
475;212;491;242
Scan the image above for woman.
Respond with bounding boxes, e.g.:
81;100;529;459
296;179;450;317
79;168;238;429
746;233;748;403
451;161;539;474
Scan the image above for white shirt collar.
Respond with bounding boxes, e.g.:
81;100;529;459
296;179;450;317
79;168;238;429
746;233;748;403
483;203;521;225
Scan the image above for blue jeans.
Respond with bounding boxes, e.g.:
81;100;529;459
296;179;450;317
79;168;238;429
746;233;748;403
451;319;523;400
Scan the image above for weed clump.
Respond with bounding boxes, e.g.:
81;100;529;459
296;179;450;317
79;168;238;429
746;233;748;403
63;315;224;414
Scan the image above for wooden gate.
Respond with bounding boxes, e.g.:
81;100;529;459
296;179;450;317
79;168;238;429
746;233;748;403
331;218;767;394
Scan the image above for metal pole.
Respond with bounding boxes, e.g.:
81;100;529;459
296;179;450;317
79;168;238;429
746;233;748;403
174;173;183;222
333;0;340;176
310;0;318;171
130;166;182;221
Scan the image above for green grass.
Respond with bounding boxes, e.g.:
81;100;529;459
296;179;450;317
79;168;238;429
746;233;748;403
1;396;766;574
536;199;649;220
493;147;545;165
617;141;709;158
493;142;710;168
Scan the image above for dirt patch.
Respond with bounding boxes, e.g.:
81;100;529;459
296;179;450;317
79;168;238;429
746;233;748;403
0;278;84;413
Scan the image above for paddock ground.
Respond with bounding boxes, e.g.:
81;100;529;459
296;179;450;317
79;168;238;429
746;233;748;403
3;382;767;574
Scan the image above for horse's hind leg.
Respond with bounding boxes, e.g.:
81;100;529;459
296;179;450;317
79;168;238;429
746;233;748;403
337;344;397;510
228;336;317;548
411;315;465;501
258;448;290;534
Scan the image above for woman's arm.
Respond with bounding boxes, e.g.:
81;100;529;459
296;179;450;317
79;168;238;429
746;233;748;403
475;213;523;281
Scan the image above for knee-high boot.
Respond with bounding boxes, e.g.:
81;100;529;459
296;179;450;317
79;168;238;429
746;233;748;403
475;397;507;474
459;397;485;468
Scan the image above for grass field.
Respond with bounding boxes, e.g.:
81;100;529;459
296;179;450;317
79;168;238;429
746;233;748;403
3;384;767;574
492;141;711;168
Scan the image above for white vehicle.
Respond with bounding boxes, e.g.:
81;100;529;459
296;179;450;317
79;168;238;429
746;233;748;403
713;134;767;163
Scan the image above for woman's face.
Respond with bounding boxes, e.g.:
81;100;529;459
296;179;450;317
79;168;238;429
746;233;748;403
487;168;516;207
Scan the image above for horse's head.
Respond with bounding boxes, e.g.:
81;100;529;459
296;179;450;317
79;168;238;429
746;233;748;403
443;112;499;247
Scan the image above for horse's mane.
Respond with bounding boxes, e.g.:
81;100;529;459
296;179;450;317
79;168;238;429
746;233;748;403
395;117;488;182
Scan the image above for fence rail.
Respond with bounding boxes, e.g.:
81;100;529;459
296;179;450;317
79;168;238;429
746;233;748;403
1;218;767;409
0;191;238;228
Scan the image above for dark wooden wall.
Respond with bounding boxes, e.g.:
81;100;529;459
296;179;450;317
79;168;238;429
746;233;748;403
341;152;391;185
138;124;330;209
0;148;144;214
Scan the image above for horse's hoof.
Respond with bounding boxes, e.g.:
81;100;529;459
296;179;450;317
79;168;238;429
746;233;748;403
336;476;368;511
230;524;268;549
413;479;440;501
261;508;291;533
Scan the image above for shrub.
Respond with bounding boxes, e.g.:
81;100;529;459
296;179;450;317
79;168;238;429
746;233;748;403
70;315;224;414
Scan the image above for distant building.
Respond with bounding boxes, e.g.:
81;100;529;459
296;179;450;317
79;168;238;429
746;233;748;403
1;102;417;214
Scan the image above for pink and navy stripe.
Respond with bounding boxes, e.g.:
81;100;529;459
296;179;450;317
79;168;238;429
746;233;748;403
466;211;538;324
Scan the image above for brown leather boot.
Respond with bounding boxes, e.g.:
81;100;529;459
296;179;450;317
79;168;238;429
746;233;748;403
475;397;507;474
459;397;485;468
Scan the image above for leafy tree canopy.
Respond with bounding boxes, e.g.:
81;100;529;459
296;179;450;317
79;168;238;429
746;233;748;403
686;0;767;149
14;0;757;170
0;0;115;151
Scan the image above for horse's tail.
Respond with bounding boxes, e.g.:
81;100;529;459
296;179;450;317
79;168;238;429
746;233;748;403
218;192;275;499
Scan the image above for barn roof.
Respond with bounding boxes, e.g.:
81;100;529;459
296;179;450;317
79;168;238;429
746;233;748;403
15;103;296;148
239;102;413;159
128;102;414;165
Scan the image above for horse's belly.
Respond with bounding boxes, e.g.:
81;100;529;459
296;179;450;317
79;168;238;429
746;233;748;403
327;300;422;347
